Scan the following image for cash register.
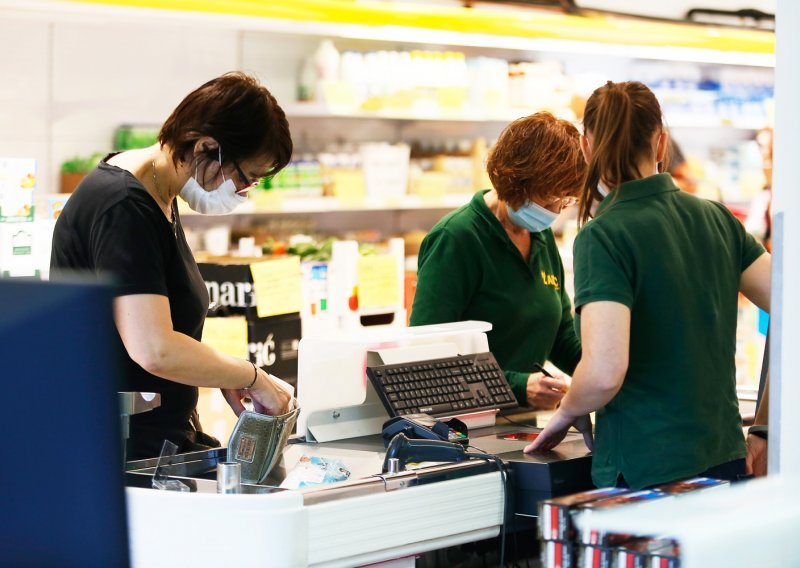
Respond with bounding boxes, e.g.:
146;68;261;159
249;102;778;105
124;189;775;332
125;321;592;567
296;320;592;515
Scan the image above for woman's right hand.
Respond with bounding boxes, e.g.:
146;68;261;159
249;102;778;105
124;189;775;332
221;367;291;417
746;433;768;477
526;371;570;410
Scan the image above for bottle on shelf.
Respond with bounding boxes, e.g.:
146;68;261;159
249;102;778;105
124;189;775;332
314;39;340;83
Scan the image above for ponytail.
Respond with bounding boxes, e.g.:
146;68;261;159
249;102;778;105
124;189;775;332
578;81;667;226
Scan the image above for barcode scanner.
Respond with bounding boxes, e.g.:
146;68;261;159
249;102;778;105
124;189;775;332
381;433;468;473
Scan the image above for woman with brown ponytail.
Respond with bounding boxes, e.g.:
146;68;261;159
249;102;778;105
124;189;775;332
525;81;771;489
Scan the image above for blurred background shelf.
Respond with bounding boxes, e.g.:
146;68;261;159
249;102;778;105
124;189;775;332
179;193;475;216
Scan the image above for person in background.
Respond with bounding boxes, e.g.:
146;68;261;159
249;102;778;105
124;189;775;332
50;72;294;460
410;112;583;410
525;81;771;490
667;137;698;194
745;127;774;252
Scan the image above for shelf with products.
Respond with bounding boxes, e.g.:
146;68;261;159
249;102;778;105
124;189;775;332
285;104;768;132
284;103;529;124
178;192;475;217
288;42;772;127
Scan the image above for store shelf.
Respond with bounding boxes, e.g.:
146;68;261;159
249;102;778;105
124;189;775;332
179;193;475;217
666;116;769;131
287;103;768;131
284;103;539;124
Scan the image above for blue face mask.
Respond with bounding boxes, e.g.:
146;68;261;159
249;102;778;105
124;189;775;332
507;201;559;233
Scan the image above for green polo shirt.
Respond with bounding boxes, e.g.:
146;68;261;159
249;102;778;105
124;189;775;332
410;190;581;405
573;173;765;489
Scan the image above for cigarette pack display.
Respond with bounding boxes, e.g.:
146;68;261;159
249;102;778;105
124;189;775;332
539;487;630;541
577;534;635;568
541;539;574;568
652;476;729;496
649;544;681;568
576;490;668;546
577;544;610;568
615;537;680;568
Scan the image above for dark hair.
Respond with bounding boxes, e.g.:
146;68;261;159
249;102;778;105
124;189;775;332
159;72;292;177
487;112;585;210
578;81;668;225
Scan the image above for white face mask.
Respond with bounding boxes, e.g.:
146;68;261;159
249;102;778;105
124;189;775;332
179;148;247;215
597;185;609;198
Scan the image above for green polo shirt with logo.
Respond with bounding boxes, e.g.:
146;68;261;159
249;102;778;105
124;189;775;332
573;173;765;489
410;190;581;405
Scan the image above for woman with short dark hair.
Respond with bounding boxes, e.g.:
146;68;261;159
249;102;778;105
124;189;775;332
51;72;293;459
410;112;584;410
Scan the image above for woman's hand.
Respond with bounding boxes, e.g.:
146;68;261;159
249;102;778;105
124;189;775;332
526;371;569;410
523;409;593;453
221;368;291;417
746;433;768;477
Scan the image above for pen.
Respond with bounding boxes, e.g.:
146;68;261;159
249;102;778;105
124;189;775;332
532;363;567;394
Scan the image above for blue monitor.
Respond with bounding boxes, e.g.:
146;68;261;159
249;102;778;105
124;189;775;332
0;277;129;566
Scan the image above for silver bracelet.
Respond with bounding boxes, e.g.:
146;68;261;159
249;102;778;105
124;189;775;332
245;362;258;390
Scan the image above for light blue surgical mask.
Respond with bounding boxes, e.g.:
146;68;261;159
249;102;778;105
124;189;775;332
507;201;559;233
597;184;609;198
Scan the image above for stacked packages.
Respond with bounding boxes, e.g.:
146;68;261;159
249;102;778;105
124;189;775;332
539;477;728;567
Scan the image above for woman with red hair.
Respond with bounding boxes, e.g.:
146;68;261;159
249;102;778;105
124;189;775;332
410;112;585;410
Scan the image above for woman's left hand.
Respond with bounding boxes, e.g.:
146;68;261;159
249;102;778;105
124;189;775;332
221;368;291;417
523;409;593;453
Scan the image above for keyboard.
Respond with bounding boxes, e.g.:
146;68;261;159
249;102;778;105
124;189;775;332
366;352;518;419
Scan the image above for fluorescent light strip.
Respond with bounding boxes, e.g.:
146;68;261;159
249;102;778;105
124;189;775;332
2;0;775;67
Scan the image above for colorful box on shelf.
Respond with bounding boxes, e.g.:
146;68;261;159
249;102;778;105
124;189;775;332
0;220;55;279
0;223;36;278
328;239;407;331
0;158;36;223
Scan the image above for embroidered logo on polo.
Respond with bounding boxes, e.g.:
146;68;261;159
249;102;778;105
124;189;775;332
540;271;560;290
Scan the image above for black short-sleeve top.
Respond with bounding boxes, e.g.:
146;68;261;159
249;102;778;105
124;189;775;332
51;157;209;455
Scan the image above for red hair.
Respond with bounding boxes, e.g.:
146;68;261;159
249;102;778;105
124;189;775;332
487;112;585;210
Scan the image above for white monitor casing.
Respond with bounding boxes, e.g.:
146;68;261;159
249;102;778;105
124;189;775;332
296;320;492;442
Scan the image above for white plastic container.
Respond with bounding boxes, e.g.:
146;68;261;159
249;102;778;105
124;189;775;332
360;143;411;199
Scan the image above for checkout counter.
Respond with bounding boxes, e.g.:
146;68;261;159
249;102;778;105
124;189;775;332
124;322;593;567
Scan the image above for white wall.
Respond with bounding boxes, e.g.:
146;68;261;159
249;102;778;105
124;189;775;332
0;11;243;194
0;18;50;185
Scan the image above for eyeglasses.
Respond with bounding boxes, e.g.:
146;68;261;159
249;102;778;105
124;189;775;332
231;158;259;189
540;195;579;209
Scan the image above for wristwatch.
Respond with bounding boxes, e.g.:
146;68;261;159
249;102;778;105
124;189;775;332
748;425;768;440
